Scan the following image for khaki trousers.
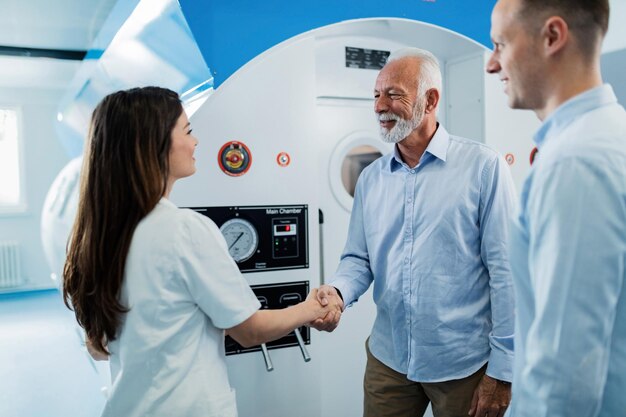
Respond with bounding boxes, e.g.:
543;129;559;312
364;339;486;417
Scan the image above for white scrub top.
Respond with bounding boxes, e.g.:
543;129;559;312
101;198;260;417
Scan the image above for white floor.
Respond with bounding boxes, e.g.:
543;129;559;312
0;289;107;417
0;289;435;417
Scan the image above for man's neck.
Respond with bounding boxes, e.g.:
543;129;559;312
536;58;603;121
397;120;438;168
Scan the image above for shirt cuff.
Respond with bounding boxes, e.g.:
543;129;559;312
334;287;344;302
486;337;514;382
329;280;354;309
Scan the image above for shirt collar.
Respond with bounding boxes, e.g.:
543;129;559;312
389;123;450;171
159;197;177;208
534;84;618;149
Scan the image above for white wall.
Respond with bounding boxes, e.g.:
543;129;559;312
602;48;626;105
445;52;486;142
603;0;626;54
0;87;70;290
481;52;540;191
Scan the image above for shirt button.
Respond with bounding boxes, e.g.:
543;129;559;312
407;198;412;203
404;258;409;264
410;169;415;174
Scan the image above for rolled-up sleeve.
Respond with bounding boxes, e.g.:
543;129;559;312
176;212;260;329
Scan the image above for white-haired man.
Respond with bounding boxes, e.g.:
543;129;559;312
313;48;517;417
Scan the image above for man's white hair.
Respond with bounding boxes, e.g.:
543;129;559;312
386;47;442;98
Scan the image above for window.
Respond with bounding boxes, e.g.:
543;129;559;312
0;107;24;212
341;145;383;197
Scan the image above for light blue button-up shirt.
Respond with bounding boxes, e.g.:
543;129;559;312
507;85;626;417
331;125;517;382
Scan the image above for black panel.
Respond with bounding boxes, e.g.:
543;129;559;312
225;281;311;355
187;204;309;273
345;46;389;70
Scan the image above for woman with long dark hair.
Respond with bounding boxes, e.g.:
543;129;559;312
63;87;331;417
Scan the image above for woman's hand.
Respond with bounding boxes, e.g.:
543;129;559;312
303;288;331;321
307;286;343;331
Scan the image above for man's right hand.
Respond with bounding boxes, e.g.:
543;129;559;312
309;285;344;332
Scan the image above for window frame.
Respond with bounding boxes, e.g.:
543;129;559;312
0;104;27;215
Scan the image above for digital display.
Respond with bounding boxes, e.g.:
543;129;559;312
345;46;389;70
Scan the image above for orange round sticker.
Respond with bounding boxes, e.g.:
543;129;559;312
276;152;291;167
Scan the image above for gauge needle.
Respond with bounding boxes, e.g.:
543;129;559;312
229;232;244;249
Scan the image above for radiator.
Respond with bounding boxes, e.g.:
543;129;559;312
0;241;23;288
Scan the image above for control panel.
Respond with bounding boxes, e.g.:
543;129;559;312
187;205;308;272
225;281;310;355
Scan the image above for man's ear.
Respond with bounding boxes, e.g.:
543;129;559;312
541;16;569;56
425;88;440;114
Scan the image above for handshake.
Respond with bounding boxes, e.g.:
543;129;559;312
304;285;345;332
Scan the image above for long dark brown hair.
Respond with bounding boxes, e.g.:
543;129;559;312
63;87;182;354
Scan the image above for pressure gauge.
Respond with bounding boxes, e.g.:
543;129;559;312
219;218;259;263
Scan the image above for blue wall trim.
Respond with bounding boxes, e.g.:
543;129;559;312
0;288;58;301
179;0;497;87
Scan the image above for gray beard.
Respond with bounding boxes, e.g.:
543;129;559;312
379;116;418;143
377;102;425;144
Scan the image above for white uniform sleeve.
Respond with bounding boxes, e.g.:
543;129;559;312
175;210;260;329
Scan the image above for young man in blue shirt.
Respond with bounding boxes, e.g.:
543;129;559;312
487;0;626;416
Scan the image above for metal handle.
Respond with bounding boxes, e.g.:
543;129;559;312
261;343;274;372
294;328;311;362
319;209;325;285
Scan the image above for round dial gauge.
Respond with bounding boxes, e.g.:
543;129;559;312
219;218;259;263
